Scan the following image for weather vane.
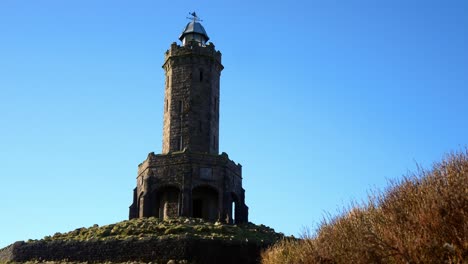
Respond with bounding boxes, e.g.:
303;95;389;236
187;12;203;23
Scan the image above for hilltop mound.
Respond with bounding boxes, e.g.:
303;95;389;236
42;217;283;244
1;218;285;264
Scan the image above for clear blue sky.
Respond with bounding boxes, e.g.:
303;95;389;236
1;0;467;248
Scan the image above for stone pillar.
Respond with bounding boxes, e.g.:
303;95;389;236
140;193;154;217
222;192;232;224
238;190;249;223
238;204;249;223
129;188;138;219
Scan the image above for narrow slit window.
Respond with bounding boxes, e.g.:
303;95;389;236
232;201;236;224
199;70;203;82
179;136;183;151
178;100;183;113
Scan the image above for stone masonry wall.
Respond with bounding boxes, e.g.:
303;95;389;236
161;42;223;155
129;151;248;223
1;238;268;264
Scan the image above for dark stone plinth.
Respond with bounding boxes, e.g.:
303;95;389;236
0;237;270;264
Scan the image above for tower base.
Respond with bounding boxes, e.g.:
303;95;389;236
129;151;249;224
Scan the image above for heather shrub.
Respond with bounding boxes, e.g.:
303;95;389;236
262;150;468;264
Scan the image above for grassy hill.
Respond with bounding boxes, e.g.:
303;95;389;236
1;218;285;264
262;150;468;264
38;217;284;244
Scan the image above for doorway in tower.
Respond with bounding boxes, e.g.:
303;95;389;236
155;186;180;220
191;186;219;221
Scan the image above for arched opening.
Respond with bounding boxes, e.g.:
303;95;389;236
192;186;219;221
138;192;145;218
155;186;180;220
232;201;236;224
231;193;240;224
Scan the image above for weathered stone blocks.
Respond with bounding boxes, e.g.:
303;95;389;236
129;151;248;224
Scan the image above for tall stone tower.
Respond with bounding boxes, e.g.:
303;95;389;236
129;13;249;224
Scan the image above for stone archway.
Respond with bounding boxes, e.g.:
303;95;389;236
230;192;240;224
155;186;181;220
192;186;219;221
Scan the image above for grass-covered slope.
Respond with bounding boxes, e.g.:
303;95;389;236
0;218;285;263
262;150;468;264
36;217;284;245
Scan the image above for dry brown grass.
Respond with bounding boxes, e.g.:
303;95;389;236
262;150;468;264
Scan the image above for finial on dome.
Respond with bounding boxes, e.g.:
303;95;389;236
188;12;203;23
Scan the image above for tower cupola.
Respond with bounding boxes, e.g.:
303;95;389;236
179;12;209;46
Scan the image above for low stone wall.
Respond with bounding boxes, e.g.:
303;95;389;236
0;237;269;264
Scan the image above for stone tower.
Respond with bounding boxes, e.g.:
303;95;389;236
129;13;249;224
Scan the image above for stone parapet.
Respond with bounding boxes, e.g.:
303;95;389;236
163;42;222;68
137;151;242;178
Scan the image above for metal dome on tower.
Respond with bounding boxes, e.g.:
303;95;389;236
179;12;210;46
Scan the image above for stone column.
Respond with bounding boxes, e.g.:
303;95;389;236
221;192;232;224
238;190;249;223
141;192;155;217
129;188;138;219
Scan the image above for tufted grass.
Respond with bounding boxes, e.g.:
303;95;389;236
262;149;468;264
30;217;284;245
